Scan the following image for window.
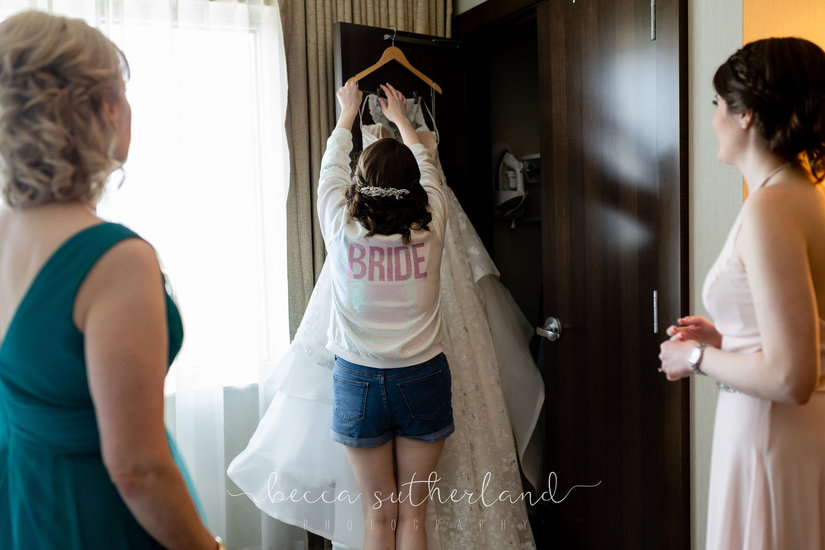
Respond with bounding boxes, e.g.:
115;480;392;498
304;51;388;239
1;2;290;389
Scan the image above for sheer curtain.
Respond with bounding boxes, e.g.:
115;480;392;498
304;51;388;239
0;2;289;548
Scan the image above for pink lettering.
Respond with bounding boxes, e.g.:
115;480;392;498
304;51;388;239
394;246;412;281
369;246;386;281
348;244;366;279
412;243;427;279
349;243;426;281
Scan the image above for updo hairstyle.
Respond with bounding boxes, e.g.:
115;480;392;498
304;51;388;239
713;37;825;181
345;137;432;244
0;10;128;208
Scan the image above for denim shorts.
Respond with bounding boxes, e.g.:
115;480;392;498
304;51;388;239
330;353;455;448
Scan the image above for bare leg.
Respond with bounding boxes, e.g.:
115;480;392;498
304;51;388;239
394;436;446;550
343;441;398;550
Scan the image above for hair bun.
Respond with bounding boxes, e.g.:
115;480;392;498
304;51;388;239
714;37;825;181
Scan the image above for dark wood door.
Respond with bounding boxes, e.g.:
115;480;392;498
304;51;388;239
337;3;690;546
537;0;689;548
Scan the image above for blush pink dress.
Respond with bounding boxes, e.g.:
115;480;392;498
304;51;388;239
702;179;825;550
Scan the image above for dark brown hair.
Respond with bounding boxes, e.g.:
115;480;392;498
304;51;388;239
345;137;432;244
713;37;825;181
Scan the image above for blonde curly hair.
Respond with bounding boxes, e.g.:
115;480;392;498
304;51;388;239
0;10;129;208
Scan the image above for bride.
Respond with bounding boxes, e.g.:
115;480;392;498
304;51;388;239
228;83;543;550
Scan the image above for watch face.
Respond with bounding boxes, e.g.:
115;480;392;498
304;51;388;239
688;346;702;365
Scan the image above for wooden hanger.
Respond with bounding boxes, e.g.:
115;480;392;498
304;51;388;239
347;35;442;94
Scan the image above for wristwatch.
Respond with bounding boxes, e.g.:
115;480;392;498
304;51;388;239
688;343;708;375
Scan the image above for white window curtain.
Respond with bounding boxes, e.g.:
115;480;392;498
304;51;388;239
0;2;291;548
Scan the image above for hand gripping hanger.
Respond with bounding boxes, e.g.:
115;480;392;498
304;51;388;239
347;27;442;94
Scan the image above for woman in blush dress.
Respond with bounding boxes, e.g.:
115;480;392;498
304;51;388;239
660;37;825;549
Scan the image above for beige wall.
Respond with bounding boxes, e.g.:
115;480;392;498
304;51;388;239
689;0;742;547
454;0;743;548
455;0;486;14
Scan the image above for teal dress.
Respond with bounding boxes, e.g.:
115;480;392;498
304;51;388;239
0;222;203;548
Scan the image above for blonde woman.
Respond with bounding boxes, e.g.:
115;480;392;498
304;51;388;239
0;11;222;549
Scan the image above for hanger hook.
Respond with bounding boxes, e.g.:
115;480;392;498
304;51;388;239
392;26;396;47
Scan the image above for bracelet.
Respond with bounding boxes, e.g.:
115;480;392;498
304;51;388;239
215;536;226;550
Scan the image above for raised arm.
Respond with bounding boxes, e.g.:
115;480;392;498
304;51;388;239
379;83;422;148
76;239;218;550
336;80;362;132
376;83;446;233
318;82;365;243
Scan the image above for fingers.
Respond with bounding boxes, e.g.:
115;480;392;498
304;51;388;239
339;80;361;96
379;83;398;97
379;83;406;105
667;316;697;336
666;323;687;340
668;315;707;338
339;80;356;95
377;84;408;125
678;315;707;327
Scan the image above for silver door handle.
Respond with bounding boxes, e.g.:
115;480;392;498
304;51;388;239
536;316;562;342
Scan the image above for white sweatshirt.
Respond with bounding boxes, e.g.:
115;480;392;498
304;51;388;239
317;128;446;368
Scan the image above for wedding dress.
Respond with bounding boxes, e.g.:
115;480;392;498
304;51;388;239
228;93;542;549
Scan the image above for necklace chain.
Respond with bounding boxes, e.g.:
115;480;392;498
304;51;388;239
756;163;790;190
